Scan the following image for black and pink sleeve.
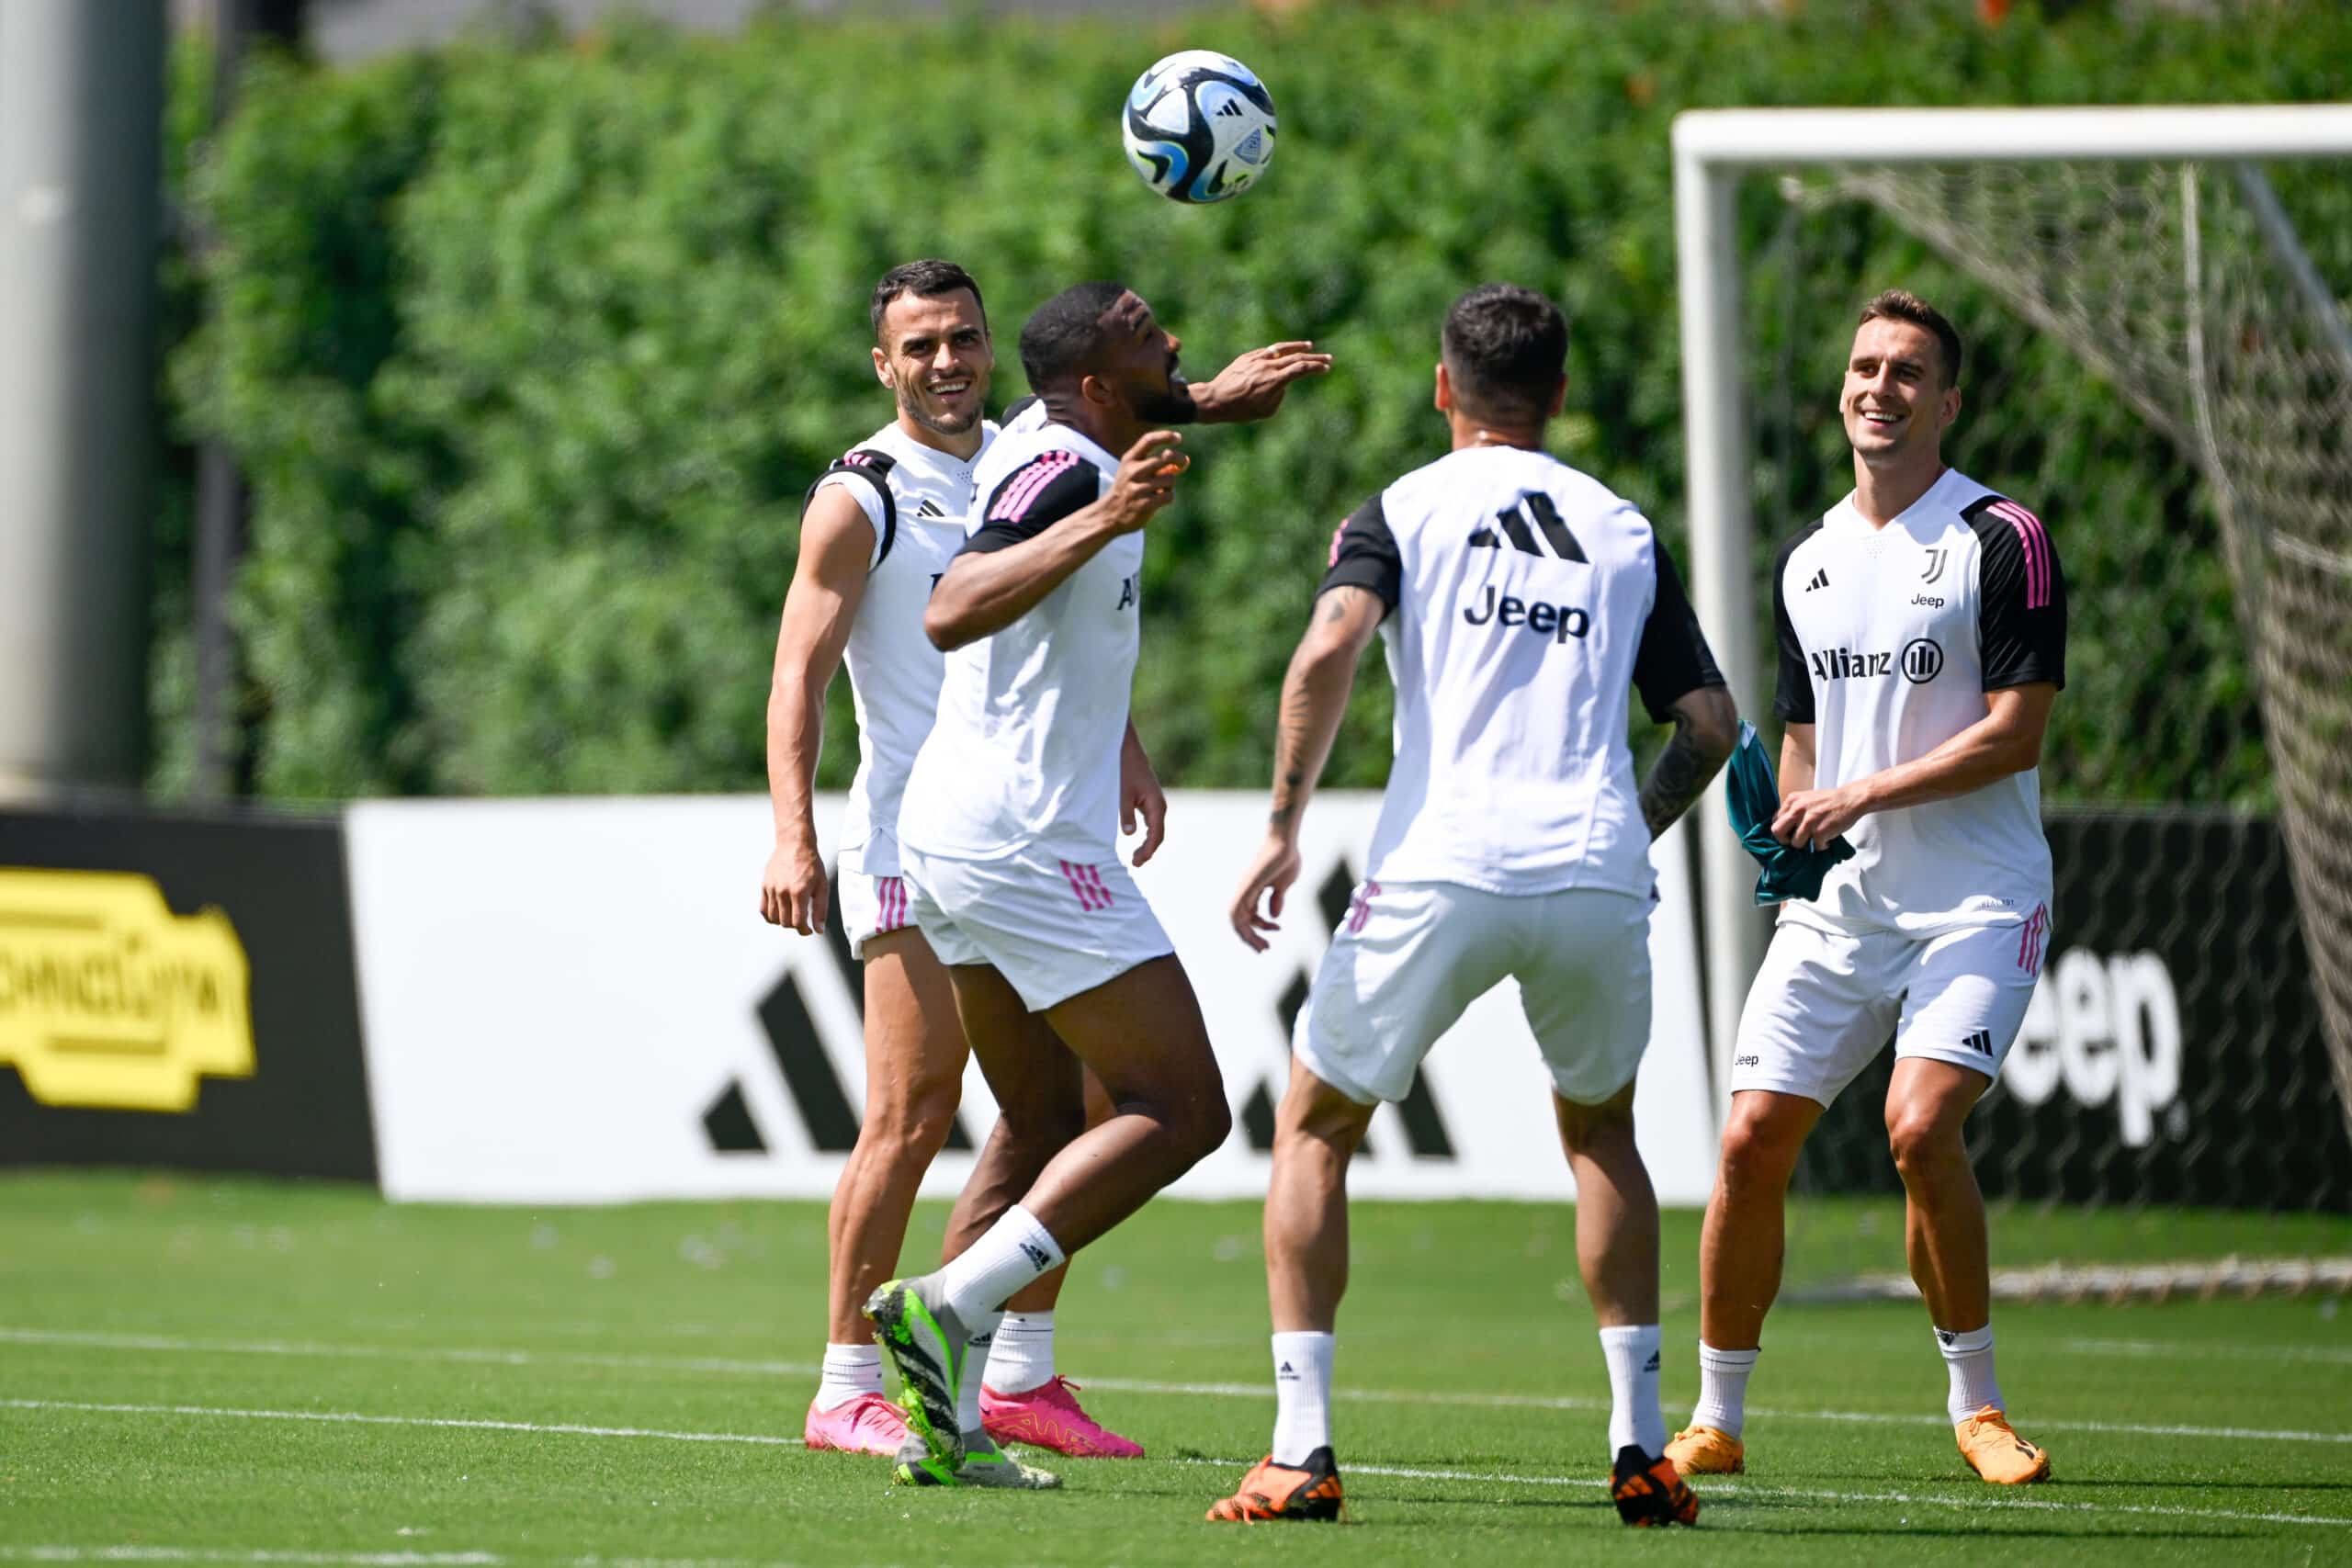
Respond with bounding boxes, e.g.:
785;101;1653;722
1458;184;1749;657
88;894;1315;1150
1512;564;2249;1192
957;450;1102;558
1966;495;2068;691
1316;493;1401;613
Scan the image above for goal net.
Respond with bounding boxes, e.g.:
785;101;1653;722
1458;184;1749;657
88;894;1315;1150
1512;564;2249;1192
1671;107;2352;1276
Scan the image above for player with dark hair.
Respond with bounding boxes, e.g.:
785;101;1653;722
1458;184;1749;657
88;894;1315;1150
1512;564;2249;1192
1209;281;1736;1528
866;283;1329;1489
763;259;1142;1468
1667;288;2064;1486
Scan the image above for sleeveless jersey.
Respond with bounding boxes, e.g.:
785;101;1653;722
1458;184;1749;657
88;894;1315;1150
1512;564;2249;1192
806;418;995;876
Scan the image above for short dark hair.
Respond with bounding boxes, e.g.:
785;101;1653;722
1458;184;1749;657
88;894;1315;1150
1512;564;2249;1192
870;259;987;345
1441;283;1568;423
1858;288;1962;387
1018;281;1130;391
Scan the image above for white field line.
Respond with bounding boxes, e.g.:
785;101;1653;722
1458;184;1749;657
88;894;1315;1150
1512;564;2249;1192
1;1400;2346;1534
0;1399;801;1448
1174;1455;2352;1530
6;1325;2350;1445
2;1551;501;1561
2059;1337;2352;1366
0;1554;501;1566
0;1554;839;1568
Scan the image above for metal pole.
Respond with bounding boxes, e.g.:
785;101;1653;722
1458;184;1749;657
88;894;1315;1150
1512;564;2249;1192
0;0;166;798
1672;136;1771;1132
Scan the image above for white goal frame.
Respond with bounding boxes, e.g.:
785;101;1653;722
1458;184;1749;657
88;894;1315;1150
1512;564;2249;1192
1669;104;2352;1122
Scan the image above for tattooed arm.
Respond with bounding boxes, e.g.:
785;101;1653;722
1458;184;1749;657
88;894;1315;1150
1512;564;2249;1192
1638;684;1739;840
1229;586;1385;950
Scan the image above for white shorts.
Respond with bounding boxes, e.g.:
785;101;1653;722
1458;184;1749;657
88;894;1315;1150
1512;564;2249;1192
899;845;1174;1012
835;855;918;960
1295;880;1654;1107
1731;911;2052;1106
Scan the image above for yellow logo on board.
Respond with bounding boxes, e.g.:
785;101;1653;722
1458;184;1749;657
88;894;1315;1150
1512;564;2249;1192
0;870;254;1111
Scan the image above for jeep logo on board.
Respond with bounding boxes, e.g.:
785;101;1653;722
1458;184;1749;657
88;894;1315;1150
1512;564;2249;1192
2002;948;2183;1147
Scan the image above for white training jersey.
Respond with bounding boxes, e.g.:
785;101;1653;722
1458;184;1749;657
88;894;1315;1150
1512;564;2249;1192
806;418;995;877
1771;466;2067;937
1320;445;1724;897
898;419;1141;865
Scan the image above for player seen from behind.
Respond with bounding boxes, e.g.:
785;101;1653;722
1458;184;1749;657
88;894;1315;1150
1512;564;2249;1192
865;283;1331;1489
1211;282;1737;1528
760;260;1140;1467
1666;290;2064;1487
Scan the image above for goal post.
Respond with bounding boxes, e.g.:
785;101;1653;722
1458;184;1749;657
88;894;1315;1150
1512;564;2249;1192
1669;103;2352;1136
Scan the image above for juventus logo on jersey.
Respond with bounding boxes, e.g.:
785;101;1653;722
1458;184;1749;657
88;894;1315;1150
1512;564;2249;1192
1920;547;1949;584
1469;491;1588;561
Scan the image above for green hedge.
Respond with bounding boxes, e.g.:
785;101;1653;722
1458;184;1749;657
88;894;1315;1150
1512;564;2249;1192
164;2;2352;803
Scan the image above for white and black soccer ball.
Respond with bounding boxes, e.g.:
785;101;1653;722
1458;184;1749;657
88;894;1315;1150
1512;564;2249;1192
1121;51;1276;205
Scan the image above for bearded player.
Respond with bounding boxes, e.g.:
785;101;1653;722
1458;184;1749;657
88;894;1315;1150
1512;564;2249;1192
1668;289;2064;1486
762;260;1139;1464
867;283;1329;1489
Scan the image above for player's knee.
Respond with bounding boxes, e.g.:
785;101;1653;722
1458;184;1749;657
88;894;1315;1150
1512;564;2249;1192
1884;1103;1965;1179
1717;1105;1805;1197
1155;1080;1232;1165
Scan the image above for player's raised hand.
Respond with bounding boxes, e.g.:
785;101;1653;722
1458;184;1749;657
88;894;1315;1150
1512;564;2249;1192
1104;430;1188;532
1191;341;1334;424
760;840;829;936
1228;832;1302;952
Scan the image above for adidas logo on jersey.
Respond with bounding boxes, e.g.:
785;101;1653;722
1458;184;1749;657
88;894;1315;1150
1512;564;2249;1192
1805;569;1830;592
1463;585;1589;643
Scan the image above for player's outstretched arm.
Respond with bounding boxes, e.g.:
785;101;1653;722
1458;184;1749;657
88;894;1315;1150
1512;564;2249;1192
1229;585;1385;951
925;432;1187;650
761;486;876;935
1185;342;1333;423
1638;684;1739;840
1773;683;2056;850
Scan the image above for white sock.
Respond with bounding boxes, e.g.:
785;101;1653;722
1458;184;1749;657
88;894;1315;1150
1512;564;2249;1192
1599;1324;1667;1459
1271;1330;1335;1466
938;1206;1066;1322
1936;1324;2003;1425
957;1308;1004;1438
1690;1342;1759;1438
815;1342;881;1411
985;1310;1057;1395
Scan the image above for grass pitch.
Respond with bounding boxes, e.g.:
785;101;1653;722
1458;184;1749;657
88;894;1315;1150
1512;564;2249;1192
3;1172;2347;1566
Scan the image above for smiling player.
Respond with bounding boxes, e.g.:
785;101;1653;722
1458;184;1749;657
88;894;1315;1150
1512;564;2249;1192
1667;289;2066;1487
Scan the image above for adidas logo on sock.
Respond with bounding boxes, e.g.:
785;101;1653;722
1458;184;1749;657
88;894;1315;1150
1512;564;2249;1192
1277;1361;1298;1380
1936;1327;1958;1347
1804;569;1830;592
1644;1351;1662;1372
1019;1242;1051;1269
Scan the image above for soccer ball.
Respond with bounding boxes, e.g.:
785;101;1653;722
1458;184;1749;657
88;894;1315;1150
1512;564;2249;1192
1121;51;1277;205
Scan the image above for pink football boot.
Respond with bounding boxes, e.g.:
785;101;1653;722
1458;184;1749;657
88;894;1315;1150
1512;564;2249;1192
803;1391;910;1456
980;1377;1144;1459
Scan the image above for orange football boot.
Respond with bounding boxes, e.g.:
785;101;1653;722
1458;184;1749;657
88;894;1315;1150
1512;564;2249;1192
1611;1446;1702;1528
1956;1406;2052;1484
1205;1447;1344;1522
